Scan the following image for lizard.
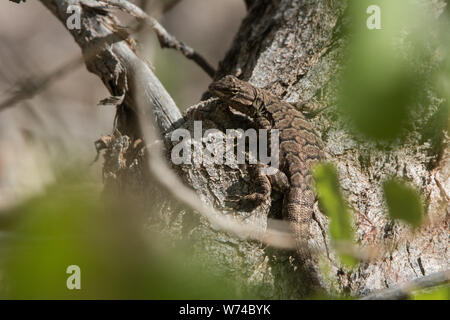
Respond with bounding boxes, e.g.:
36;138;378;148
209;75;325;287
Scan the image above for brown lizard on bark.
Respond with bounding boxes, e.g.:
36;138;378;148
209;75;325;287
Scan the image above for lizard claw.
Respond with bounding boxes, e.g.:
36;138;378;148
225;195;244;206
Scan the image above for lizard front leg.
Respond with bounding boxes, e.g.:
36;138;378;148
228;164;290;209
227;163;271;208
228;114;288;208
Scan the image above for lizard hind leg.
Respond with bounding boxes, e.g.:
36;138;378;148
267;168;290;193
226;163;272;210
226;165;290;211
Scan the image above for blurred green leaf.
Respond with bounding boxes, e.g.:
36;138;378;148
411;286;450;300
339;0;439;141
383;179;424;228
313;163;356;267
0;177;249;299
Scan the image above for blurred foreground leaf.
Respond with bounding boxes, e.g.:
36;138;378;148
313;163;356;267
0;176;247;299
339;0;441;141
411;286;450;300
383;179;424;228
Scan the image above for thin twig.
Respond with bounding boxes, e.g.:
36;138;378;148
0;56;83;112
361;269;450;300
101;0;216;77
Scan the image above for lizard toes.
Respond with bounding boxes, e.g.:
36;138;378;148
225;193;269;211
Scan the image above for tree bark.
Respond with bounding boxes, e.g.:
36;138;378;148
39;0;448;298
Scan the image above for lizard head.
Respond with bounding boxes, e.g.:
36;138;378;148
209;75;258;116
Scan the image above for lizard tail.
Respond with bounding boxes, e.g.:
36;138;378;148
284;186;322;288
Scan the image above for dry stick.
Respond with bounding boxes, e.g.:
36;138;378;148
361;269;450;300
101;0;216;77
0;56;83;111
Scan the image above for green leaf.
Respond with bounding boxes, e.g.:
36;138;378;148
339;0;434;141
411;286;450;300
313;163;357;267
383;179;424;228
2;177;247;299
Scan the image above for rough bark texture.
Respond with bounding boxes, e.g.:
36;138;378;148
40;0;448;298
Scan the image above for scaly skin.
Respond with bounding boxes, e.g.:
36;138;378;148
209;75;325;287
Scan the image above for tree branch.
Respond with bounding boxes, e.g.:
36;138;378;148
361;270;450;300
39;0;183;134
101;0;216;77
0;56;83;112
